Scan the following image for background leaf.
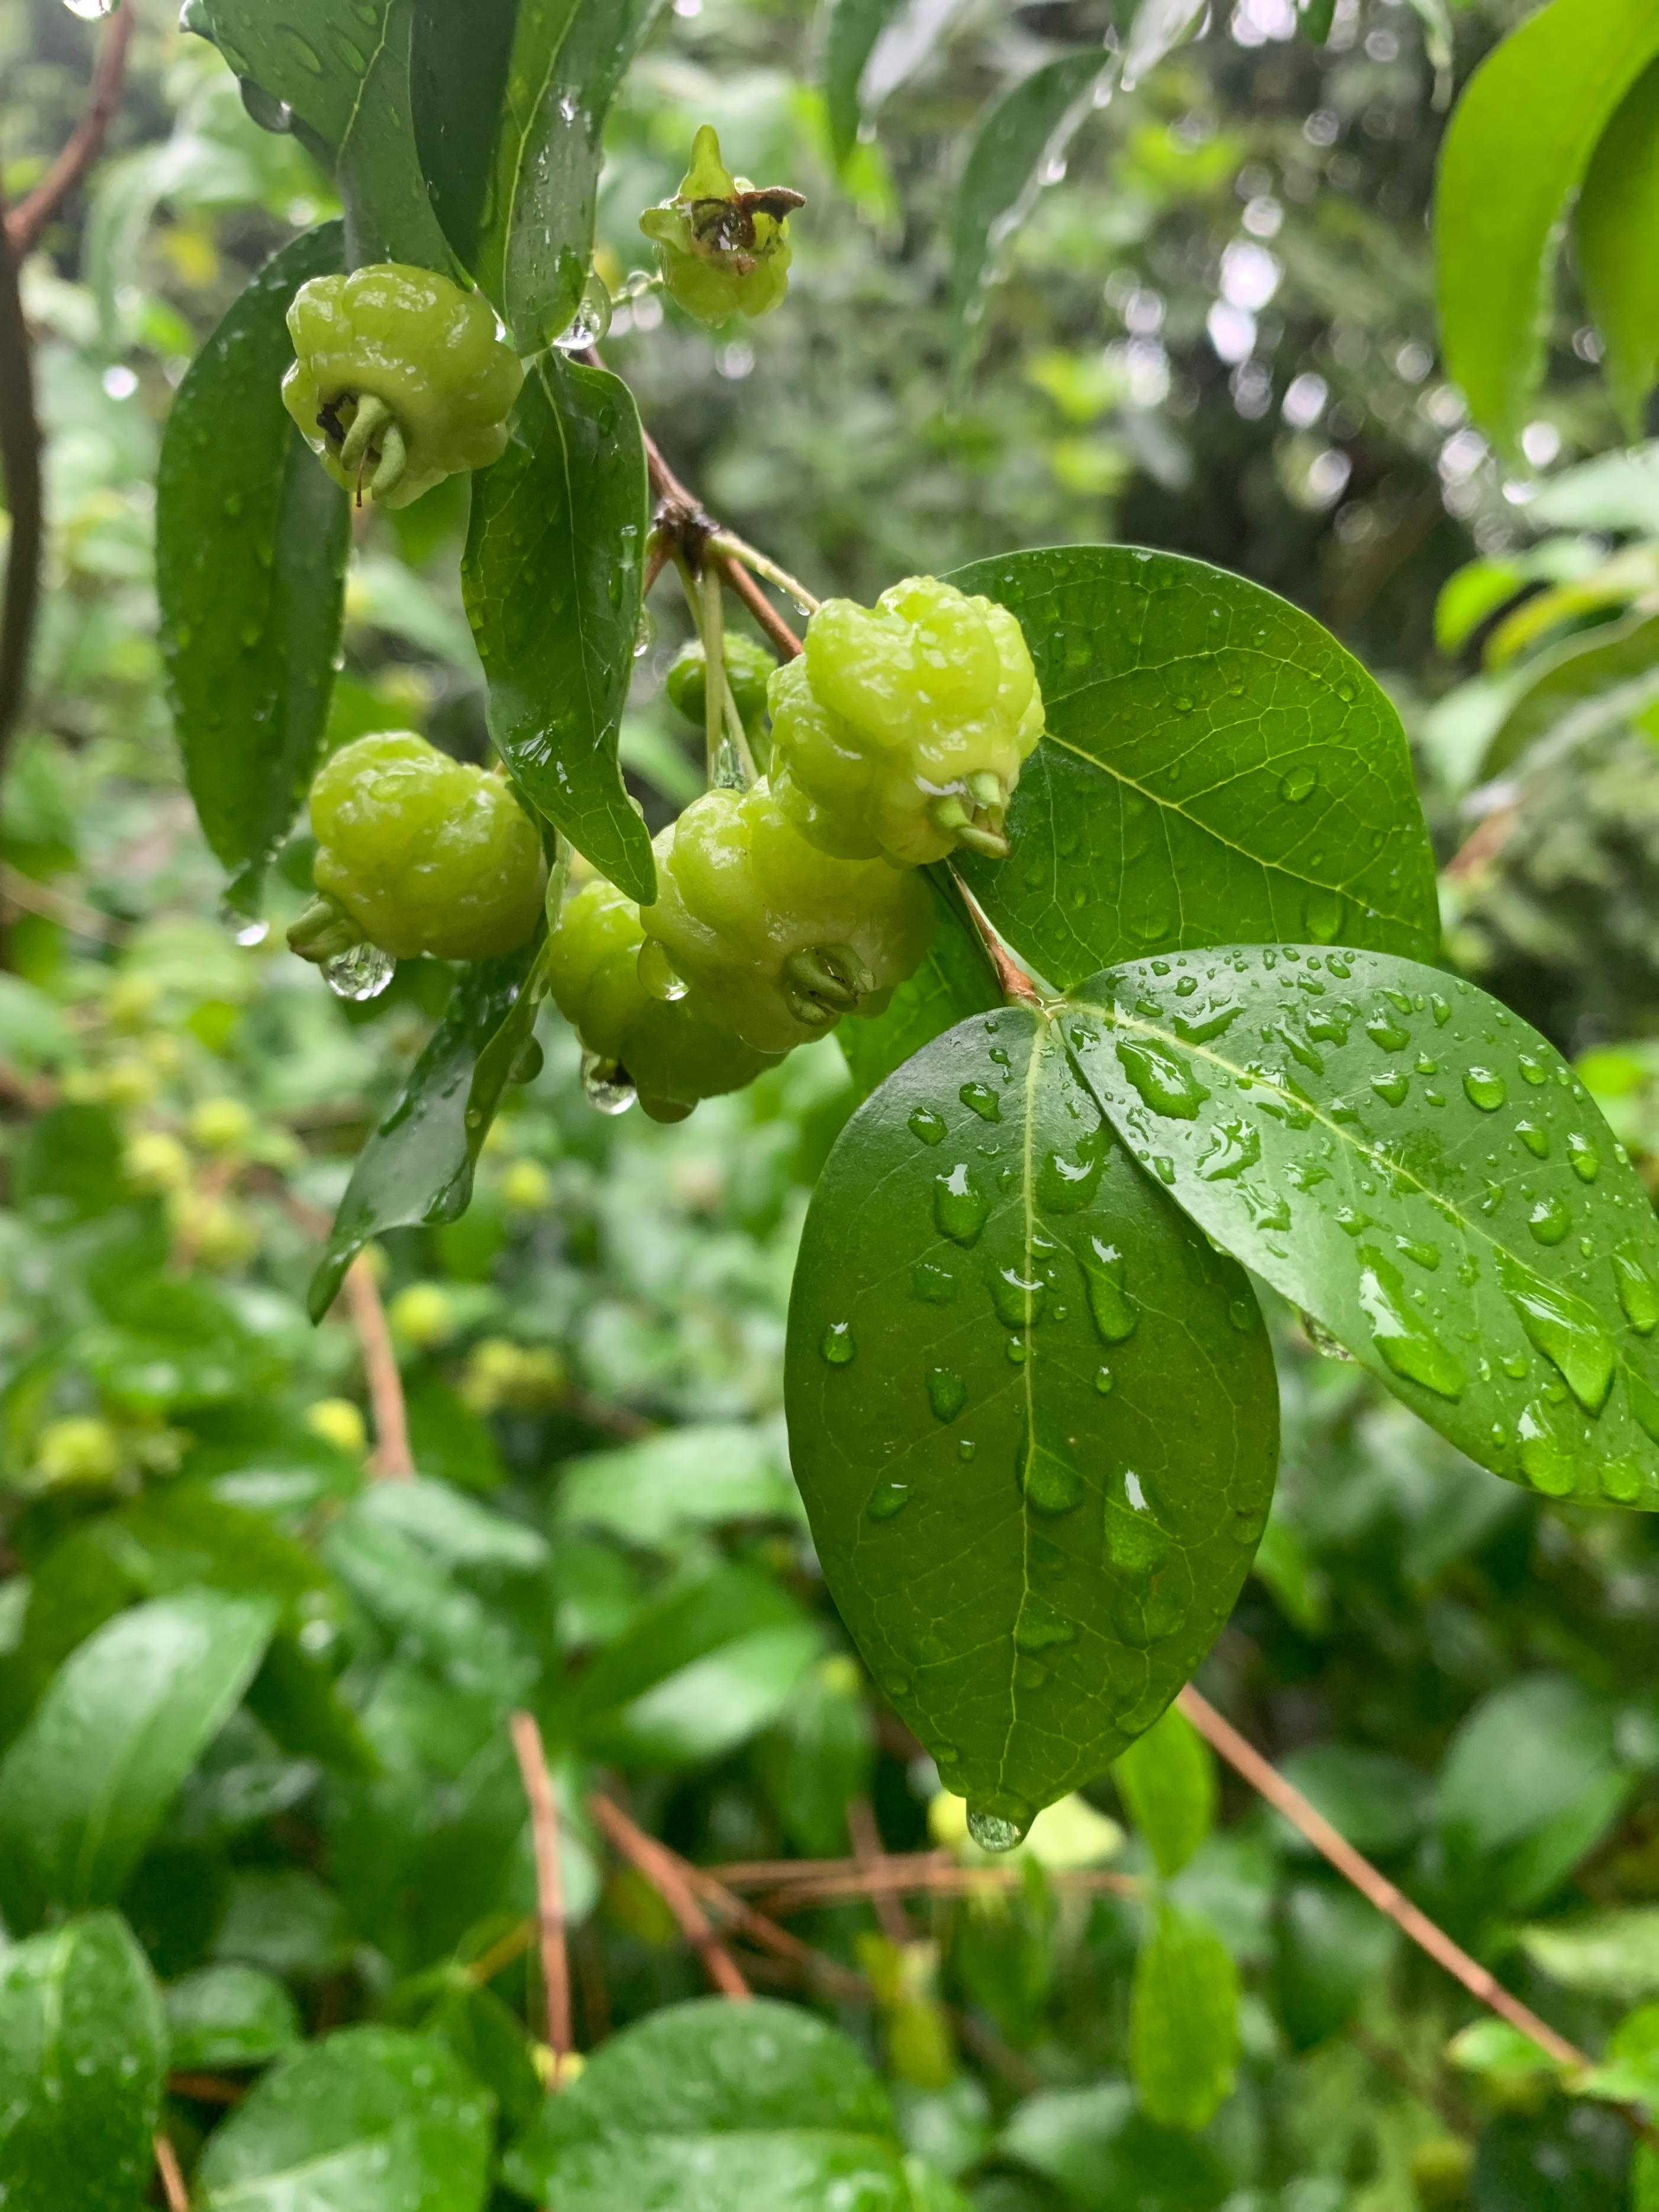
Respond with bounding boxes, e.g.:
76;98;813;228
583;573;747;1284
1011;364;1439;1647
1130;1907;1240;2131
1434;0;1659;454
1065;946;1659;1505
165;1962;303;2071
1121;0;1206;91
948;547;1439;987
1114;1702;1216;1877
0;1913;166;2212
825;0;908;163
156;225;348;917
464;356;656;902
996;2081;1229;2212
1577;58;1659;440
786;1006;1277;1831
837;871;1001;1101
0;1589;277;1929
1478;608;1659;783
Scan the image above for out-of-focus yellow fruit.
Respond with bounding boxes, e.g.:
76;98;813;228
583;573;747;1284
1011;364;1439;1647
389;1282;456;1350
34;1415;122;1488
306;1398;367;1458
461;1338;568;1415
501;1159;553;1214
189;1096;256;1152
124;1131;191;1195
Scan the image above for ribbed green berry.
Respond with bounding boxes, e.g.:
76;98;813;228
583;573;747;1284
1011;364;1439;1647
666;634;779;731
639;125;801;327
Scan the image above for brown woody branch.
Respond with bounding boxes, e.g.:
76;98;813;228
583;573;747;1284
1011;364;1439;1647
589;1795;750;2000
848;1798;913;1947
7;0;135;256
154;2135;189;2212
510;1712;574;2074
281;1195;412;1479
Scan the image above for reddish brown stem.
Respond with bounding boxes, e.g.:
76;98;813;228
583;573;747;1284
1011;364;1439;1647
510;1712;573;2071
7;0;135;254
848;1798;912;1947
950;870;1044;1010
589;1795;750;2000
343;1255;414;1478
154;2136;189;2212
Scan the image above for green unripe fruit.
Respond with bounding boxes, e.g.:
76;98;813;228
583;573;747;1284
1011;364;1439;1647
1410;2136;1473;2207
769;576;1045;868
639;125;801;327
297;733;546;965
389;1282;456;1350
34;1416;122;1490
283;263;524;508
666;635;779;731
638;781;935;1056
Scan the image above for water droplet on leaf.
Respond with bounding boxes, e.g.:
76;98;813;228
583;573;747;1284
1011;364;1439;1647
927;1368;966;1421
821;1321;856;1365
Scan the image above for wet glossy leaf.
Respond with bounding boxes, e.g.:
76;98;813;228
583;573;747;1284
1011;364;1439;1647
1065;946;1659;1508
838;871;1001;1102
947;547;1438;986
0;1589;277;1931
166;1962;302;2070
0;1912;166;2212
1578;59;1659;438
825;0;908;162
464;356;655;902
156;225;348;918
786;1006;1278;1835
1114;1702;1215;1878
1129;1907;1239;2132
411;0;667;349
194;2025;492;2212
1435;0;1659;454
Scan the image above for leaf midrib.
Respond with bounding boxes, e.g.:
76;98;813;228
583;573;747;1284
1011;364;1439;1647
498;0;585;308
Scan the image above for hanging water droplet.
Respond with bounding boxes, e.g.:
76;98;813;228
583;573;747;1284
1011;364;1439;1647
322;943;394;1001
634;606;657;659
1528;1196;1571;1246
220;899;269;947
64;0;118;16
927;1367;966;1420
909;1106;947;1146
580;1052;636;1114
1515;1120;1550;1159
637;938;689;1002
934;1163;990;1246
867;1480;911;1521
1461;1067;1506;1111
966;1806;1029;1853
553;270;613;353
1567;1133;1600;1182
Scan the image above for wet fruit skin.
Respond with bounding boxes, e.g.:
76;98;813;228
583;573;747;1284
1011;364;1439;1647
640;124;799;327
666;635;778;733
308;733;546;962
547;873;781;1123
768;576;1046;869
638;781;937;1056
282;264;524;509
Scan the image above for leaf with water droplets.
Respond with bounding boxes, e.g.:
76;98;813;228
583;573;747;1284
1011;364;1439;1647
945;546;1439;987
786;1008;1278;1830
1067;945;1659;1508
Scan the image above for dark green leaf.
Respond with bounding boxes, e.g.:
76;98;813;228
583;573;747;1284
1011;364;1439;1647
838;869;1001;1101
214;1868;354;1979
1579;59;1659;437
947;547;1439;986
1129;1907;1239;2132
556;1563;804;1743
997;2082;1229;2212
757;1658;876;1858
0;1913;166;2212
464;356;655;901
1273;1744;1429;1858
1270;1881;1397;2050
335;0;456;268
202;2;380;151
1479;607;1659;782
785;1006;1278;1834
309;950;534;1322
194;2026;493;2212
1113;1702;1215;1878
1434;0;1659;455
157;225;348;917
323;1504;536;1709
0;1589;277;1930
165;1962;302;2070
411;0;667;348
246;1633;380;1778
503;1995;924;2211
825;0;907;163
1065;946;1659;1506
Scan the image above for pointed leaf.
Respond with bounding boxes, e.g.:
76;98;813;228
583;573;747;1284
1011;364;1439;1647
464;356;656;902
1064;945;1659;1507
1130;1907;1240;2132
1113;1701;1215;1878
825;0;908;162
947;547;1439;986
1578;58;1659;438
157;225;348;915
0;1589;277;1930
837;870;1001;1101
0;1913;166;2212
786;1006;1278;1834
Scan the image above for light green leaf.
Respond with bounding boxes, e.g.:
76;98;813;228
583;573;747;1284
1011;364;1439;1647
1578;58;1659;437
166;1962;302;2071
786;1006;1278;1834
0;1589;277;1930
556;1565;806;1745
552;1423;803;1548
1064;946;1659;1507
595;1620;825;1767
1129;1907;1240;2132
1435;1674;1621;1858
1520;1910;1659;2005
1114;1702;1216;1878
1434;0;1659;454
0;1913;166;2212
464;356;656;902
947;547;1439;986
156;225;348;917
1477;607;1659;782
825;0;908;162
195;2026;493;2212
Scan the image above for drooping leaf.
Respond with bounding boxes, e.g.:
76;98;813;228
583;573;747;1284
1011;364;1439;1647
1113;1702;1216;1878
0;1913;166;2212
308;949;535;1322
464;356;656;902
1121;0;1206;90
411;0;668;349
1478;608;1659;782
1129;1907;1240;2132
785;1006;1279;1834
1577;59;1659;438
825;0;908;162
194;2026;493;2212
503;1996;926;2211
947;547;1439;986
165;1962;302;2070
156;224;348;918
950;54;1109;353
1063;946;1659;1507
1434;0;1659;455
837;869;1001;1101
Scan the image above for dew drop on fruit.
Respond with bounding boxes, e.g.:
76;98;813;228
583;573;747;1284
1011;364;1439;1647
966;1807;1028;1853
579;1052;636;1114
322;944;394;1002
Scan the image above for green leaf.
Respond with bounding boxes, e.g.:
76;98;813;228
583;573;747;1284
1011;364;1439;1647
1578;59;1659;437
1272;1745;1429;1858
1270;1881;1397;2050
556;1563;804;1743
785;1005;1278;1835
0;1589;277;1930
1435;1675;1626;1903
1064;946;1659;1507
1121;0;1206;90
165;1961;302;2070
997;2081;1229;2212
1114;1703;1216;1878
1477;607;1659;782
947;547;1439;986
0;1913;166;2212
950;55;1109;354
838;870;1002;1102
309;949;535;1322
1434;0;1659;455
464;356;655;902
552;1423;803;1549
156;225;349;917
411;0;667;349
1519;1910;1659;2005
195;2025;493;2212
503;1995;923;2211
825;0;907;163
1129;1907;1240;2132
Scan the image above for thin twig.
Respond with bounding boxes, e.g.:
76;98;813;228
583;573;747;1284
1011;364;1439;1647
708;530;820;617
7;0;135;254
730;1861;1137;1916
589;1795;751;2000
509;1712;573;2072
719;553;804;661
0;861;123;941
465;1916;535;1989
0;188;43;779
166;2073;247;2105
848;1799;913;1947
683;1863;867;2001
343;1255;414;1478
154;2134;189;2212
